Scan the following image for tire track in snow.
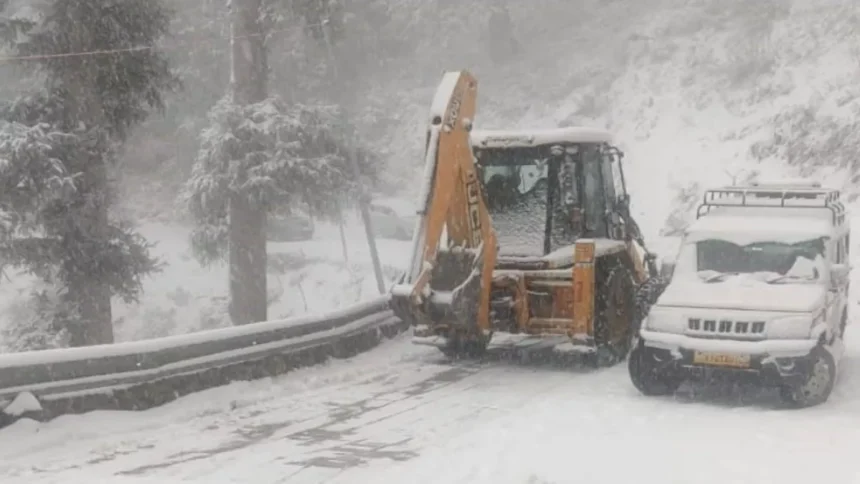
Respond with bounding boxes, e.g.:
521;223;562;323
0;339;449;478
114;364;484;476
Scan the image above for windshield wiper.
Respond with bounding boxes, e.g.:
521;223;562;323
765;274;814;284
698;271;738;283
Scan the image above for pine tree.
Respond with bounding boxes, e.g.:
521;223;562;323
182;2;379;326
0;0;179;346
182;96;379;323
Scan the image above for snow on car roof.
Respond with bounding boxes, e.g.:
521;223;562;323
686;206;840;244
470;127;613;148
748;179;822;189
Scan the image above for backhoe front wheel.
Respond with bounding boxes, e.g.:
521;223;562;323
440;330;490;360
587;263;637;368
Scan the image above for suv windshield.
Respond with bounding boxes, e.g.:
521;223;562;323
475;142;611;257
675;237;827;284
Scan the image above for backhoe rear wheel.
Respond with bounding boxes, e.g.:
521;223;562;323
587;262;637;368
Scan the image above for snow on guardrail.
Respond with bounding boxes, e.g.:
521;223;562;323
0;295;406;428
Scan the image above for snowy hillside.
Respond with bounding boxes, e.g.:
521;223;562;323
357;0;859;242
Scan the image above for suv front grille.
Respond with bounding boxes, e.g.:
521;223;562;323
688;318;765;336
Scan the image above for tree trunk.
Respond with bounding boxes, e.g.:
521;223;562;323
228;0;268;325
336;202;349;263
63;148;113;345
67;161;113;347
61;6;114;346
228;193;267;325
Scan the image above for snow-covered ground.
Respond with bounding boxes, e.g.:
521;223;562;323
3;324;860;484
112;218;413;342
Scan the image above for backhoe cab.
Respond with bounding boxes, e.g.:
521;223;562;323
391;70;661;366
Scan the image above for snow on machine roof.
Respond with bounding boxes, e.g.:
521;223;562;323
470;126;614;149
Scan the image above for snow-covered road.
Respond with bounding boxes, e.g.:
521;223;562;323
3;328;860;484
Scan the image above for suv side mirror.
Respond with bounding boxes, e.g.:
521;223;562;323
660;257;676;282
831;263;850;289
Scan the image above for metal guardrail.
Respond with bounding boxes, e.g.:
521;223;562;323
0;295;406;427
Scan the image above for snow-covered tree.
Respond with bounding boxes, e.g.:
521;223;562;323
288;0;346;46
183;96;377;265
0;0;178;347
183;0;378;327
119;0;231;212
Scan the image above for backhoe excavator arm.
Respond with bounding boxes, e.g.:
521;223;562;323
392;70;497;334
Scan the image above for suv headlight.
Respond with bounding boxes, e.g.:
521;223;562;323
766;311;825;340
645;307;686;333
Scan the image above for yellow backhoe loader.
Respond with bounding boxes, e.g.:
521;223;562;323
390;70;662;366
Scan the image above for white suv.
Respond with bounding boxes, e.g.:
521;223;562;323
629;182;851;407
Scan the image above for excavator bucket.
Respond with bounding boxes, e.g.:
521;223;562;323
390;71;498;351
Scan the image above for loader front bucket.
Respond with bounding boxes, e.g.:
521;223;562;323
391;247;486;335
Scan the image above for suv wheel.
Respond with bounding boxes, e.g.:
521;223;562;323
628;344;683;396
779;346;836;408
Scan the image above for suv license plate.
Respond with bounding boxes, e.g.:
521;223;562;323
693;351;751;368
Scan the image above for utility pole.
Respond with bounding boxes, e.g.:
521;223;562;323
350;142;386;295
228;0;268;325
320;15;386;295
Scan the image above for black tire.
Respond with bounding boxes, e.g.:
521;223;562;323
779;346;836;408
635;277;668;324
440;330;490;360
529;178;548;197
628;344;683;396
627;276;668;351
587;261;637;368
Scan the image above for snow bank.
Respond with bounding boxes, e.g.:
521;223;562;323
1;392;41;417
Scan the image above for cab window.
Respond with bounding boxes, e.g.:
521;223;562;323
607;150;626;201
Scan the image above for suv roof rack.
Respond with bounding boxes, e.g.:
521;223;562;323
696;185;846;225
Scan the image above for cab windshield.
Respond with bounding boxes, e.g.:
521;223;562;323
675;236;827;284
474;142;613;257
